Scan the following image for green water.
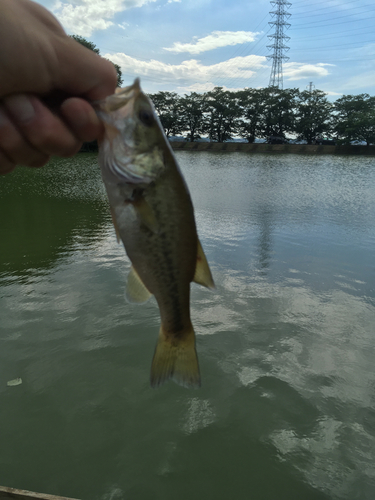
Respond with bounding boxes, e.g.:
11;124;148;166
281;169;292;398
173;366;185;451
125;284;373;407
1;152;375;500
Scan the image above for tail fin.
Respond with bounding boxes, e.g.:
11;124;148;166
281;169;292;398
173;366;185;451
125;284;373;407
150;325;201;389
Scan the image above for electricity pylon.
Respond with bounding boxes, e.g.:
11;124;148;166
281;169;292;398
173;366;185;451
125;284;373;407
267;0;292;89
307;82;315;93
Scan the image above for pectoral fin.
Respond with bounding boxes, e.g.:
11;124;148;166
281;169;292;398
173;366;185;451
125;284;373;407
193;239;215;290
125;266;152;304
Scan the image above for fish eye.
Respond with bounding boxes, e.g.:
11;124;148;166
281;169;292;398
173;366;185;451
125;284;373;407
139;109;154;127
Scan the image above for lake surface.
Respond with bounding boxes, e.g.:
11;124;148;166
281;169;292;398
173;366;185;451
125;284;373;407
1;152;375;500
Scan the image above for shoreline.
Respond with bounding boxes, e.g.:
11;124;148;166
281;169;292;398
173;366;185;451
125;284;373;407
170;141;375;155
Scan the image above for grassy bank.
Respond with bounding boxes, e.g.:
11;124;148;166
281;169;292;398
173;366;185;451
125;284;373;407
171;141;375;155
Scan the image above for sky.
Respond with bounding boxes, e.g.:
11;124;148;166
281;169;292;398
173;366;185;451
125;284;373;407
36;0;375;99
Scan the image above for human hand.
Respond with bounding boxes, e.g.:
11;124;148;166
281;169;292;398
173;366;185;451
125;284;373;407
0;0;117;174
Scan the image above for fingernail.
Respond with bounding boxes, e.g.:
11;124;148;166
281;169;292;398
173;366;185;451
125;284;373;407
5;94;35;124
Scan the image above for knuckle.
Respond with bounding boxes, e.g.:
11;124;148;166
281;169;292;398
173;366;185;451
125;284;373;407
4;94;36;126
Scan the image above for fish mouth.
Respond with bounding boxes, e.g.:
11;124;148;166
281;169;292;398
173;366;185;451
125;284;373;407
94;78;141;115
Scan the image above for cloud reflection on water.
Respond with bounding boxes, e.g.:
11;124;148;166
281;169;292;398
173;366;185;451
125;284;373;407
180;152;375;498
1;153;375;499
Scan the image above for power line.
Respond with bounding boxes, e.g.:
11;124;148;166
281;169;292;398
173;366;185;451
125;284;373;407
295;25;375;42
292;1;375;18
290;13;374;30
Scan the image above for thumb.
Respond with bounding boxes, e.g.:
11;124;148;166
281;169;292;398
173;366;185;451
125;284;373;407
53;36;118;101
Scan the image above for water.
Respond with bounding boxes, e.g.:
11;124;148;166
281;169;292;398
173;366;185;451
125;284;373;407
1;152;375;500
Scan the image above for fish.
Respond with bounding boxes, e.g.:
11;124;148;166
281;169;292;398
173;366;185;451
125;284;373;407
95;78;214;388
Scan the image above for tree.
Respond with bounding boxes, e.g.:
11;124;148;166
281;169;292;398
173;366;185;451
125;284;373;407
71;35;100;54
333;94;375;145
236;88;264;143
258;87;297;139
179;92;206;142
70;35;123;87
111;63;123;88
205;87;241;142
148;91;184;137
351;100;375;145
294;89;333;144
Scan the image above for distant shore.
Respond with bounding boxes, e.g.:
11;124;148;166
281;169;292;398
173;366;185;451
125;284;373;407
170;141;375;156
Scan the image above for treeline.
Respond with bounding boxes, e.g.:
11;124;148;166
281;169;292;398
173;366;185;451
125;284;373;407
148;87;375;145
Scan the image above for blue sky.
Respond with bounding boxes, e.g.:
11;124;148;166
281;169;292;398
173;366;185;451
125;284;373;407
37;0;375;98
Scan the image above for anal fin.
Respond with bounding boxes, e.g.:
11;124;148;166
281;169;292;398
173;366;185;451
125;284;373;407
193;239;215;289
125;266;152;304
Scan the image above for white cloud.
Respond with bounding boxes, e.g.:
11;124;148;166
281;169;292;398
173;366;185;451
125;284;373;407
164;31;259;54
325;91;342;97
177;82;218;93
283;62;334;81
104;52;266;86
53;0;156;36
177;82;245;93
118;22;130;30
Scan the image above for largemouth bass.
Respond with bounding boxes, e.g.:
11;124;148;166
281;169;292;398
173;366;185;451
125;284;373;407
96;78;214;388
